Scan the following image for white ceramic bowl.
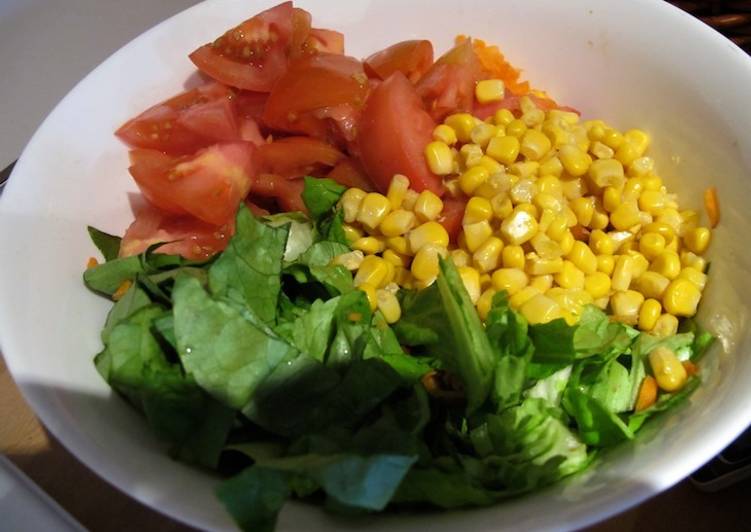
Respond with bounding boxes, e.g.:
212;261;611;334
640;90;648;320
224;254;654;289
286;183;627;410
2;0;751;530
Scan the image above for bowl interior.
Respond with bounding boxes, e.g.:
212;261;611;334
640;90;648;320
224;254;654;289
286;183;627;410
1;0;751;530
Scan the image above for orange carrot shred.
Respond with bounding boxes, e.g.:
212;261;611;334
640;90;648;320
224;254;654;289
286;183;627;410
455;35;530;95
86;257;99;269
635;375;658;412
683;360;699;377
112;280;132;301
704;186;720;228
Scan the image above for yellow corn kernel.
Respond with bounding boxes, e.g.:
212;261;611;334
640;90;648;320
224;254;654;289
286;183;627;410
546;215;569;242
584;272;611;298
602;128;624;149
624;128;650;155
386;235;409;255
590;141;615;160
502;245;526;269
538;209;556;235
663;278;701;316
394;266;413;288
414;190;444;222
539;156;563;177
471;122;498;148
680;251;707;273
510;179;536;204
473;236;504;273
678;267;708;290
450;248;471;268
555;260;586;289
639;232;666;260
543;122;572;148
641;173;662;191
628;157;656;179
358;283;378;311
601;187;620;214
558;144;592;177
655;207;682;233
614;140;641;166
343;224;364;243
491;194;514;219
494;108;515;126
638;190;665;215
424;141;454;175
463;196;493;225
354;255;389;287
460;143;484;167
509;286;541;308
444;113;475;143
611;290;645;320
588;158;625;190
486;135;521;165
509;162;540;180
530;274;554;292
597;254;616;275
664;236;680;253
531;232;564;259
526;255;564;275
357;192;392;230
567;241;598;275
381;259;396;287
520;294;563;324
332;250;365;271
522;109;545;128
475;78;505;103
463;220;493;252
386;174;410;210
683;227;711;255
401;189;419;211
520;129;552;161
650;251;681;280
570;197;595;227
652;313;679;337
635;271;670;299
457;266;482;304
352;236;385;255
586;120;606;140
559;230;575;255
380;209;417;237
643;221;676;244
591;209;609;231
612;255;635;291
501;209;539;245
680;210;700;234
433;124;457;146
411;244;445;282
382;249;408;268
623;177;644;201
477;288;497;320
491;268;529;295
409;221;449;253
589;229;614;255
459;166;490;195
505;119;527;139
627;251;649;277
480;273;493;291
610;200;641;231
535;176;561;197
341;187;367;223
532;193;562;214
649;346;688;392
638;298;662;331
376;289;401;323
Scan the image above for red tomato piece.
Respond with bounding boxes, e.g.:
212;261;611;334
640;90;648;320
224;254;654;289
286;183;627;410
250;174;307;213
262;53;369;139
305;28;345;54
357;72;443;195
120;199;232;260
416;40;482;121
116;82;239;154
364;40;434;84
189;2;299;92
438;197;466;243
326;157;374;191
128;142;256;226
258;136;344;177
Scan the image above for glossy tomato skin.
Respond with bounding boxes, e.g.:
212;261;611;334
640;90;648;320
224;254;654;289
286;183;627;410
189;2;298;92
120;199;232;260
262;53;368;141
258;136;344;178
116;82;239;154
364;40;434;84
250;174;307;213
128;142;256;226
305;28;345;54
416;40;482;121
357;72;443;195
438;197;466;243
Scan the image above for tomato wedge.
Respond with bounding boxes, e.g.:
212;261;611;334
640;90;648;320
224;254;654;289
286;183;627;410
258;136;344;177
189;2;299;92
327;157;374;191
128;142;256;226
364;40;434;84
438;197;467;243
250;174;307;213
120;199;232;260
116;82;239;154
262;53;369;140
416;40;482;121
357;72;443;195
305;28;345;54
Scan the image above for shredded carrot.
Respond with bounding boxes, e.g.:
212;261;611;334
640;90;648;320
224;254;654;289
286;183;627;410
635;375;658;412
704;186;720;228
112;280;132;301
683;360;700;377
455;35;530;95
86;257;99;269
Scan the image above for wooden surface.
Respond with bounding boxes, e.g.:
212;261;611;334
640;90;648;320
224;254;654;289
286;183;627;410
1;355;748;531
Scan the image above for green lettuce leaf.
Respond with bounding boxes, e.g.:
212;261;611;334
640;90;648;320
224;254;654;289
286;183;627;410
87;226;122;262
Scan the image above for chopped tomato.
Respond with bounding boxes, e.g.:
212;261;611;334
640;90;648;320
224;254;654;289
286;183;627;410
262;53;369;140
128;142;256;226
305;28;345;54
357;72;443;195
416;40;482;121
120;199;232;260
326;157;374;191
364;40;434;84
189;2;300;92
250;174;307;213
258;136;344;177
438;197;466;243
116;82;239;154
472;94;577;120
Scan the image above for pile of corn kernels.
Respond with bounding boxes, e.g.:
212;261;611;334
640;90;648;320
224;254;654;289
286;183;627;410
334;80;712;335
